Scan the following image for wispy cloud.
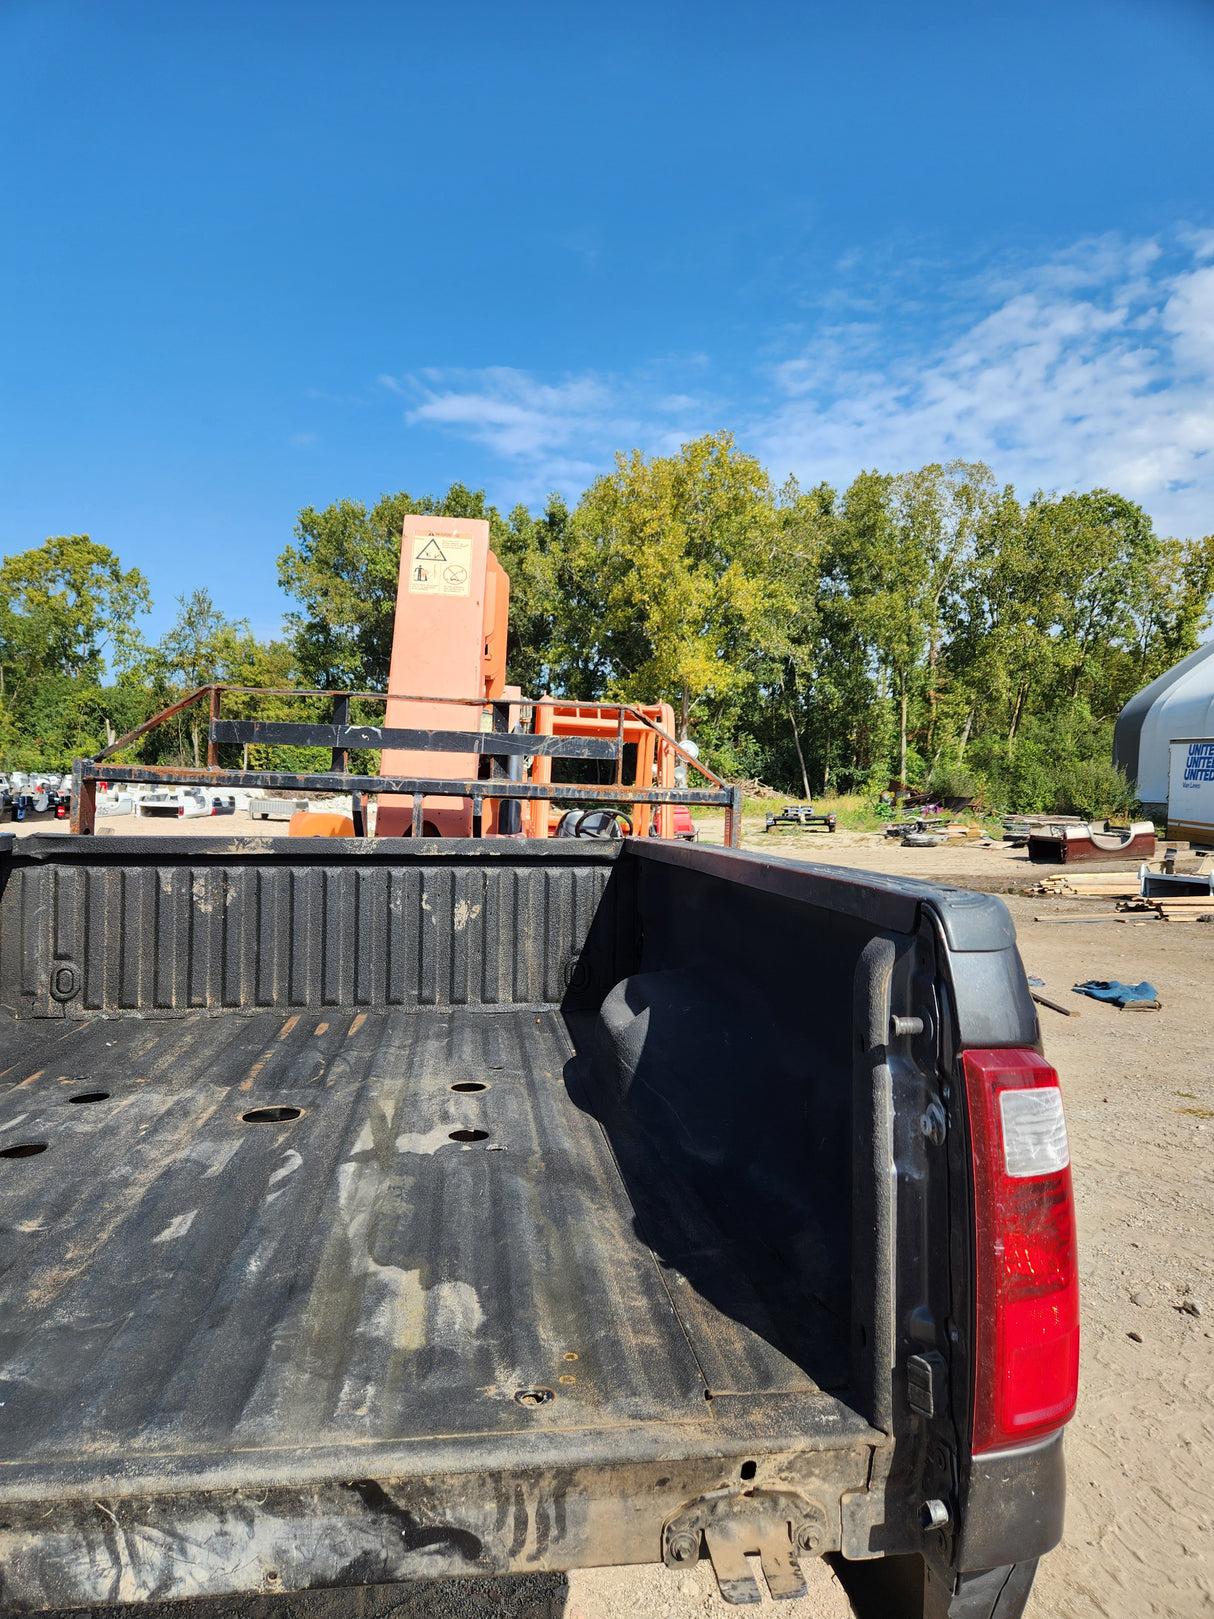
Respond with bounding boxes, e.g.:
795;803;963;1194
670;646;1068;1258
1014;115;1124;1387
387;365;718;504
758;235;1214;535
408;368;623;471
386;236;1214;534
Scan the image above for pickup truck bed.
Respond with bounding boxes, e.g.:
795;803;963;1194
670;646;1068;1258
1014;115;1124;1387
0;835;1061;1616
0;1001;861;1468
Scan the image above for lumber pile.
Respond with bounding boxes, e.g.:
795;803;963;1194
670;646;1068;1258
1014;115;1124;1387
1129;895;1214;923
1024;871;1142;900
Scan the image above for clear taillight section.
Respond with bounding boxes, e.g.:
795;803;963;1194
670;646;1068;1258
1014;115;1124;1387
963;1049;1080;1454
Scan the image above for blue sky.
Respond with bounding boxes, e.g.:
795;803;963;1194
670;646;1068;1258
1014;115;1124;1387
2;0;1213;641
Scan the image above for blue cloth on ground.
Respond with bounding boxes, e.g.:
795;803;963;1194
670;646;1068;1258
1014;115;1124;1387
1072;979;1158;1007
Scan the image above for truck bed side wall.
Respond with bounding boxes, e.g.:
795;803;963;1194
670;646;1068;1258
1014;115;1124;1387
609;843;1060;1575
590;847;906;1414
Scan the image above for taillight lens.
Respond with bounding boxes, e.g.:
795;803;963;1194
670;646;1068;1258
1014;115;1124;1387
963;1049;1079;1454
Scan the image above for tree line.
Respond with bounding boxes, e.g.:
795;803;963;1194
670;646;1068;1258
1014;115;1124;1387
4;433;1213;815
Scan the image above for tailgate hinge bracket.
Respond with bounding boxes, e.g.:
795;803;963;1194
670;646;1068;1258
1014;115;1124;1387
663;1487;830;1606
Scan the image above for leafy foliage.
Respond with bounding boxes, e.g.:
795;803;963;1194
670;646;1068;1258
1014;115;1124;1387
0;536;154;769
2;439;1212;825
0;534;151;684
562;433;808;736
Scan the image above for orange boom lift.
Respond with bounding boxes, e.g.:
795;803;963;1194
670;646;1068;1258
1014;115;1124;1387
344;514;689;841
71;514;740;844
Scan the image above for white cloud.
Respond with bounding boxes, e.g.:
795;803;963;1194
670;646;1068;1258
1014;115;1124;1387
1165;264;1214;370
408;368;620;463
388;236;1214;535
393;365;717;503
758;237;1214;536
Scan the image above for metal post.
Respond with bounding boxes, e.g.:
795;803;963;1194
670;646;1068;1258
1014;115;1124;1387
491;699;512;836
725;785;744;849
70;758;96;836
411;792;424;836
613;705;625;787
331;694;350;774
208;687;221;769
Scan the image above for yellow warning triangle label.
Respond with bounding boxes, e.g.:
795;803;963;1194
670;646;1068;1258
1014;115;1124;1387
415;537;447;562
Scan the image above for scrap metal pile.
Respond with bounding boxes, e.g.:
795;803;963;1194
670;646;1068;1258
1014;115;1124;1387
884;817;992;847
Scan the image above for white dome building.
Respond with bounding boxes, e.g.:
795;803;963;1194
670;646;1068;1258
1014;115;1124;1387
1113;640;1214;818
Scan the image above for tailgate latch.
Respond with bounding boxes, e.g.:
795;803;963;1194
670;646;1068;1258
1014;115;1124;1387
663;1487;830;1605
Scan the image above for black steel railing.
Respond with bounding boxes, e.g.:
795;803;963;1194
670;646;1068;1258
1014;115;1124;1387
71;685;743;846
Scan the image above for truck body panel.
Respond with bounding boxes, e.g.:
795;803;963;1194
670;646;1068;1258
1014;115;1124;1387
0;835;1064;1613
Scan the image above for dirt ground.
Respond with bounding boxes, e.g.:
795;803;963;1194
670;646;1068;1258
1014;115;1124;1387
12;816;1213;1616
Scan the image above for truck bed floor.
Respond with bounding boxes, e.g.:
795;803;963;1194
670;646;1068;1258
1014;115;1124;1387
0;1008;854;1497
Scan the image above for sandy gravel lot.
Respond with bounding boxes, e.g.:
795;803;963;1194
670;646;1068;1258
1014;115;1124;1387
13;817;1213;1616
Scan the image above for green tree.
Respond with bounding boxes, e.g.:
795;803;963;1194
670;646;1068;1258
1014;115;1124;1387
150;590;253;765
760;477;837;796
278;483;519;690
953;491;1214;752
0;534;152;769
1035;490;1162;701
135;593;322;771
1115;530;1214;693
948;484;1052;749
270;454;1214;813
0;534;151;685
157;589;249;692
494;497;569;693
564;433;798;738
833;462;993;782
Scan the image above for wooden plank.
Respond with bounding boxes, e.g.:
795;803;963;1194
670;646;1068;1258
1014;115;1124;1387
1032;991;1079;1017
1042;888;1139;897
1032;913;1128;922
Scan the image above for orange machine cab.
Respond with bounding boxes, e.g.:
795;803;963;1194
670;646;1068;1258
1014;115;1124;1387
526;702;679;838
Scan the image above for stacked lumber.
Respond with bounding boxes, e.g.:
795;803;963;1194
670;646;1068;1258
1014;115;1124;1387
1134;895;1214;923
1024;871;1142;900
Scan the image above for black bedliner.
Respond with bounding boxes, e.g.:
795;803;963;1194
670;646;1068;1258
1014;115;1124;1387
0;1002;864;1497
0;835;1053;1613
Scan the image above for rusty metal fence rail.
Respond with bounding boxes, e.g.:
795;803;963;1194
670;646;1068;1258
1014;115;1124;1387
70;685;744;847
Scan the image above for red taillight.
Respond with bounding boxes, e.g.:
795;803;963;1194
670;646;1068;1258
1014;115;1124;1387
963;1049;1079;1454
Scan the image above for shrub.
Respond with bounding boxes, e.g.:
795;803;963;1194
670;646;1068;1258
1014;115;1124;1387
926;761;978;801
1050;757;1139;820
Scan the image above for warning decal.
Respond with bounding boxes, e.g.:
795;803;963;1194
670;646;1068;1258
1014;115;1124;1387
407;531;473;596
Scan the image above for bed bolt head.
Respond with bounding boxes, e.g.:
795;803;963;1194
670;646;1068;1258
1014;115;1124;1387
921;1498;951;1530
667;1528;700;1564
891;1014;925;1038
920;1101;947;1146
794;1511;827;1554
